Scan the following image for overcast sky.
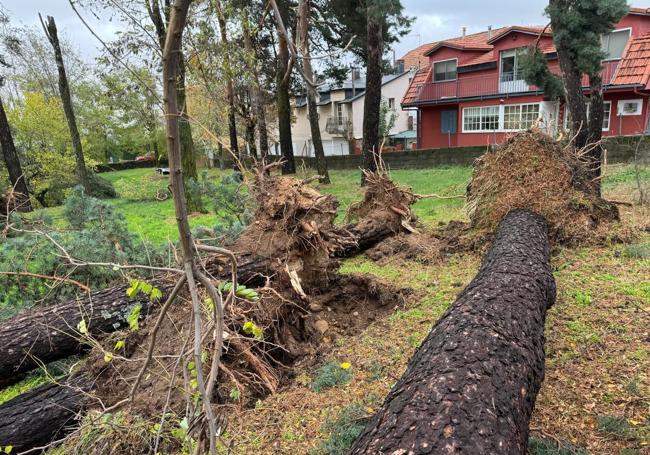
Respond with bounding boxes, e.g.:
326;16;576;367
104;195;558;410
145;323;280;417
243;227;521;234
4;0;650;62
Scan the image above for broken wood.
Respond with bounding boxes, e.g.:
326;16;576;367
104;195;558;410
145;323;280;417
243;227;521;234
0;221;405;389
350;209;556;455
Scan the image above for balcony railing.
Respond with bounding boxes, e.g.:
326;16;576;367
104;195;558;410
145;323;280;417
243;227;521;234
415;60;620;104
325;116;350;135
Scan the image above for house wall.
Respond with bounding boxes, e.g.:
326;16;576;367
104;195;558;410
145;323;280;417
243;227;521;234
427;47;486;67
350;73;414;139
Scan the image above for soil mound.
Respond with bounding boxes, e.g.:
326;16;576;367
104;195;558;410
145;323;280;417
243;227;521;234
466;129;619;243
366;232;443;264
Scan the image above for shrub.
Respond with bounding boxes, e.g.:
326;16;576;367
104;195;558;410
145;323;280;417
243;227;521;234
597;415;638;440
85;172;117;199
311;361;353;392
310;403;367;455
528;437;588;455
623;243;650;259
0;187;164;317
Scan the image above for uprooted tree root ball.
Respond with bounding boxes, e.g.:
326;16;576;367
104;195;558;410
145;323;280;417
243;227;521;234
466;129;620;243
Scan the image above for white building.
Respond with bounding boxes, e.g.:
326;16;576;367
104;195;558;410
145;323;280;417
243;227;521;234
291;71;416;156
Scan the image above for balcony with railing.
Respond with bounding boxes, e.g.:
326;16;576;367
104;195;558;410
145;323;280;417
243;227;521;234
415;60;620;104
325;116;350;135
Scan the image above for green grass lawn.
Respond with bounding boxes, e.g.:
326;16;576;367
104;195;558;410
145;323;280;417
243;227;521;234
36;163;644;245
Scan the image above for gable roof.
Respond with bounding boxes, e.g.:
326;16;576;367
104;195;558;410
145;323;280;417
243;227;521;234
486;25;550;44
612;33;650;86
398;42;439;70
424;28;510;56
401;66;431;105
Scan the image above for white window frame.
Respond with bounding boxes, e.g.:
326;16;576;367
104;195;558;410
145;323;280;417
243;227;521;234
461;102;543;133
503;103;542;132
499;47;528;83
617;99;643;116
601;28;632;61
388;97;396;110
563;101;612;131
432;58;458;83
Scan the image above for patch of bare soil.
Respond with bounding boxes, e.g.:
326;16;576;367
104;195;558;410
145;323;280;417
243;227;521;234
366;232;444;264
467;129;620;244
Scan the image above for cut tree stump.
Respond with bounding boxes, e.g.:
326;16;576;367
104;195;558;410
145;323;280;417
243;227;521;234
0;374;91;452
0;223;402;389
349;209;556;455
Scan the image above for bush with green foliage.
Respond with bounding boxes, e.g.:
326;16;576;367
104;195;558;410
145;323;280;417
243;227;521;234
528;437;588;455
0;186;163;318
309;403;367;455
189;171;253;244
85;172;117;199
311;361;353;392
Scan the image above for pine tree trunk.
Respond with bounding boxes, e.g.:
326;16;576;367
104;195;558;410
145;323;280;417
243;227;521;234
245;120;257;159
0;374;92;453
298;0;330;184
276;3;296;175
362;11;383;182
587;74;604;195
0;96;32;211
350;209;555;455
41;15;89;191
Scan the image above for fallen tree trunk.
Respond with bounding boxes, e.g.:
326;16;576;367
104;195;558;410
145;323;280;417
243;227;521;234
0;223;402;389
350;209;556;455
0;374;91;453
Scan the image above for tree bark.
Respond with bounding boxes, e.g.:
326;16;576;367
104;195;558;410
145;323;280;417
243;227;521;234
0;374;91;453
361;9;383;182
40;15;89;192
145;0;200;212
0;96;32;211
215;0;240;166
0;221;403;388
350;209;556;455
242;19;269;160
587;73;604;195
297;0;330;184
275;2;296;175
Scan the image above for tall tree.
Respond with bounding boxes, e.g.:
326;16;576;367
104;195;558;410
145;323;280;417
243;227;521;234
361;2;383;178
39;15;89;192
326;0;412;182
0;10;31;211
242;10;270;160
144;0;201;211
0;96;31;211
274;0;296;175
297;0;330;183
523;0;628;195
214;0;240;163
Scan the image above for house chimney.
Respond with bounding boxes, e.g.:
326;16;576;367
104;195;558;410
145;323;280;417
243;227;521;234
462;27;467;38
488;25;493;39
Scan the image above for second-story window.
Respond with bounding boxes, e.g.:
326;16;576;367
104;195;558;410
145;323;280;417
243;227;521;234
601;29;631;60
388;98;396;110
336;103;344;125
433;59;457;82
500;47;527;82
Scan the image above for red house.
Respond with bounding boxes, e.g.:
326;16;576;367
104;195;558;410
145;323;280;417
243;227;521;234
401;8;650;149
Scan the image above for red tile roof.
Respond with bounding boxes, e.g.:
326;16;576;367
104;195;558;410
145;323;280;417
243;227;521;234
398;42;439;70
486;25;550;44
629;7;650;14
460;50;496;67
401;66;431;105
612;33;650;85
425;28;509;55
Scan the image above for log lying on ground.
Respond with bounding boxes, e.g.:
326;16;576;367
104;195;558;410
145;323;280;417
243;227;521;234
0;222;404;389
350;209;556;455
0;374;92;453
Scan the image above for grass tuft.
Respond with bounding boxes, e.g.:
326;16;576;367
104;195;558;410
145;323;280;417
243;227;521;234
311;361;353;392
309;403;368;455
